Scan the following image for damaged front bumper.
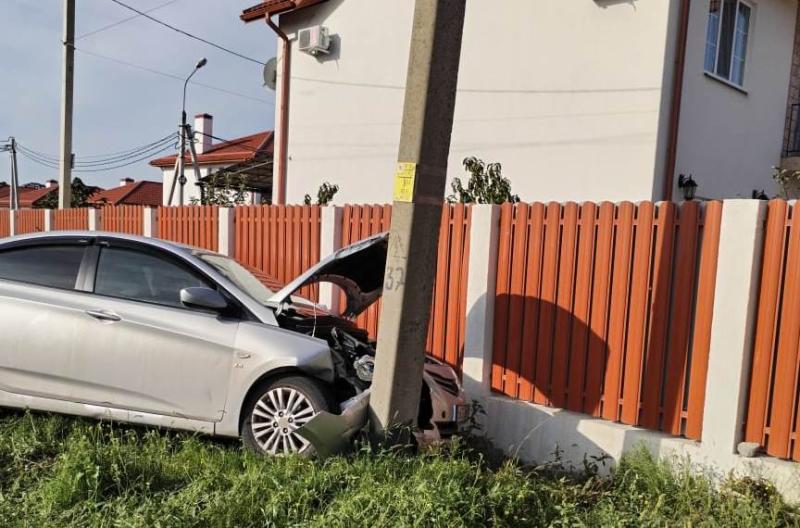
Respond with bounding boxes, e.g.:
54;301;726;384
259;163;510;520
296;383;470;458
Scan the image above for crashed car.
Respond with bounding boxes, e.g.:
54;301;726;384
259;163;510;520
0;231;468;456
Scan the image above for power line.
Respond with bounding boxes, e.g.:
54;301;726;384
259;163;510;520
17;142;175;173
16;134;177;167
72;45;272;104
76;0;180;40
109;0;266;66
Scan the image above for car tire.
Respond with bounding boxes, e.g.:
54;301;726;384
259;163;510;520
241;375;333;457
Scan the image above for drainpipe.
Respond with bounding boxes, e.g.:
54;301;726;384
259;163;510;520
663;0;691;202
266;14;290;205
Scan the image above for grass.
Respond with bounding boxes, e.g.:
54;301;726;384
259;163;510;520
0;411;797;527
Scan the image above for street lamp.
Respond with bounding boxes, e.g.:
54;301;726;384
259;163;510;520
677;174;698;201
178;57;207;205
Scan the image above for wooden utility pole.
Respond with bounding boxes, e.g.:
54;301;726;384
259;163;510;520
58;0;75;209
369;0;466;438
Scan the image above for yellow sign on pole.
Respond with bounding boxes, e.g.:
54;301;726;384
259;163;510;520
393;162;417;202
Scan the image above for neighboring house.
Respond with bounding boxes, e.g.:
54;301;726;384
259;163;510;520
149;114;274;205
241;0;799;204
0;180;60;208
88;178;162;207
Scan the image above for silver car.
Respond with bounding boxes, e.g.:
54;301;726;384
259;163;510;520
0;231;468;456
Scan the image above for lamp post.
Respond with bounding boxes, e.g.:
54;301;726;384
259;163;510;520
178;57;207;205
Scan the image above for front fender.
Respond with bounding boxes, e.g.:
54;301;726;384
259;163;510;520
215;322;334;437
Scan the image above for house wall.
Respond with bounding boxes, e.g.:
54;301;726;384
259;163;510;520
675;0;798;199
279;0;676;205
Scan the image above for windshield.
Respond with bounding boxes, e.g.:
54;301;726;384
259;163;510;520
197;253;275;305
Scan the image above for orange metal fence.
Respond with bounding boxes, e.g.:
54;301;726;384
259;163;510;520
53;208;89;230
14;209;44;235
491;201;722;439
234;205;321;301
158;206;218;251
340;204;472;367
0;212;8;238
100;205;144;235
744;200;800;460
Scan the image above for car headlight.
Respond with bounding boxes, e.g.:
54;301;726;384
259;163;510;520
353;355;374;382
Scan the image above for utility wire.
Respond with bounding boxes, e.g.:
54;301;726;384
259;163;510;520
16;134;177;167
17;143;175;173
109;0;267;66
76;0;180;40
71;45;272;104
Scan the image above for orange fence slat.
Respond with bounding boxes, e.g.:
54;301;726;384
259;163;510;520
620;201;654;426
584;202;615;417
602;202;634;422
565;202;597;412
639;202;677;430
550;202;579;409
683;201;722;440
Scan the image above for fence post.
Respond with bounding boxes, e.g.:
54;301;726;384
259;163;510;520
88;208;99;231
43;209;54;232
218;207;235;256
461;204;501;404
143;207;157;237
8;210;15;236
701;200;768;456
319;205;343;313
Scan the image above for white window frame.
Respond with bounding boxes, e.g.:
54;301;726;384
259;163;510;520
704;0;753;89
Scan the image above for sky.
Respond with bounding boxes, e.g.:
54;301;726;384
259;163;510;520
0;0;276;189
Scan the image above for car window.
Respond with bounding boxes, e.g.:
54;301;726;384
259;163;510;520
94;246;210;308
0;244;85;290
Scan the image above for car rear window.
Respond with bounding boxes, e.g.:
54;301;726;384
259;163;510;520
0;244;85;290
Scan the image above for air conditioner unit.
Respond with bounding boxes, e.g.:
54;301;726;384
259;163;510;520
298;25;331;55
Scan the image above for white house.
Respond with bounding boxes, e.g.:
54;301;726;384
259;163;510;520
150;114;274;205
241;0;800;204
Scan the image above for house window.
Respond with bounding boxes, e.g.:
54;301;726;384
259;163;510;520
704;0;752;87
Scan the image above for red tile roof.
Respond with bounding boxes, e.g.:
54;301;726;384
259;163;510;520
149;131;273;168
89;181;162;207
0;185;58;208
240;0;327;22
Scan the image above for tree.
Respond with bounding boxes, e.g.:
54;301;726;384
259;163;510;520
192;172;249;206
447;157;519;204
304;181;339;205
35;177;99;208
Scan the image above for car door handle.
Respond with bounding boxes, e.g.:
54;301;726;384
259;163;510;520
85;309;121;322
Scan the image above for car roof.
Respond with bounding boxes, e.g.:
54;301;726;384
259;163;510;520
0;230;198;254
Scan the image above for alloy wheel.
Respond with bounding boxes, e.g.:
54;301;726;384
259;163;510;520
250;387;317;454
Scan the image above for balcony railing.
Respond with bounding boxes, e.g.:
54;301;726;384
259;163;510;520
785;103;800;157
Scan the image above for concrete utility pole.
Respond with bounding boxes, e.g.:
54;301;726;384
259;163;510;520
58;0;75;209
10;138;19;210
369;0;467;438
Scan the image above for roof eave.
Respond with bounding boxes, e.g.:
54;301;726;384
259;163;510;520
240;1;295;22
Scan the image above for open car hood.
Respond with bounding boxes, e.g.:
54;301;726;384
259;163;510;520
267;232;388;317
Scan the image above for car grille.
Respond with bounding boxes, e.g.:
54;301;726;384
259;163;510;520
427;371;460;396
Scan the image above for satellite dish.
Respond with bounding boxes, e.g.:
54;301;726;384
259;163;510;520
263;57;277;91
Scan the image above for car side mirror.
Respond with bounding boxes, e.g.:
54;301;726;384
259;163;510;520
180;287;228;311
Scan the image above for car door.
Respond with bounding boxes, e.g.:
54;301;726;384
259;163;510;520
66;239;238;422
0;238;94;401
